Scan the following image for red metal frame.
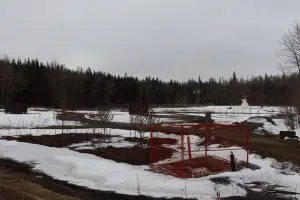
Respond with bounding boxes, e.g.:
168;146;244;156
150;123;250;177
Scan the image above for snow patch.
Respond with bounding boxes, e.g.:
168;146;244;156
0;110;79;128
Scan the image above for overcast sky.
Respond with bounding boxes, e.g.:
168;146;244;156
1;0;300;81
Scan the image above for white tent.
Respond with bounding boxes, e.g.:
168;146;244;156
241;97;249;107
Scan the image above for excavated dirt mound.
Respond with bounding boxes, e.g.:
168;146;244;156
152;156;232;178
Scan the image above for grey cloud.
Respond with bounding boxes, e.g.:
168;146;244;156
1;0;300;81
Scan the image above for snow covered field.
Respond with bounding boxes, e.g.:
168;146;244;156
152;105;296;135
0;106;300;199
247;117;289;135
0;127;134;137
78;105;281;125
74;109;182;124
0;109;79;128
0;105;290;134
153;106;283;125
153;105;281;114
0;139;300;199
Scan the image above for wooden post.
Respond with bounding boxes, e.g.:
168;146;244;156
245;126;249;168
150;128;154;164
187;136;192;160
205;128;208;157
181;125;184;161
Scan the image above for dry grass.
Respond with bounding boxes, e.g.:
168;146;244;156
0;168;78;200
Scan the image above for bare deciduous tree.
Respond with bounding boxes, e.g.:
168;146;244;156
97;106;114;135
280;22;300;75
282;106;297;130
279;23;300;129
130;109;161;146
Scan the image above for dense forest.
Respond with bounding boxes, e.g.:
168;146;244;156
0;57;298;109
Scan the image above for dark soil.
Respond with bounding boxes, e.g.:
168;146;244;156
124;137;177;146
77;145;174;165
151;137;177;145
78;146;150;165
3;133;110;148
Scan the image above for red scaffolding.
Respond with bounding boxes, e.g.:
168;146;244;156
150;123;250;178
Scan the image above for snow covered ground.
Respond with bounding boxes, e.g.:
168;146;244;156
152;105;293;135
83;110;182;124
245;115;300;137
0;105;284;129
247;116;290;135
0;105;286;127
0;125;247;166
0;127;133;137
68;136;136;150
153;105;281;115
153;105;282;125
0;139;300;199
0;109;79;128
1;106;300;199
77;106;282;125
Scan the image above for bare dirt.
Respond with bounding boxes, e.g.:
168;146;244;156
124;137;177;146
77;145;173;165
152;156;232;178
3;133;109;148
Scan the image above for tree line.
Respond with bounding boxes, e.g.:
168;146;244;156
0;56;298;109
1;22;300;109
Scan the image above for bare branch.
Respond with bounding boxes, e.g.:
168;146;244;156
280;22;300;75
278;62;285;75
97;106;114;135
